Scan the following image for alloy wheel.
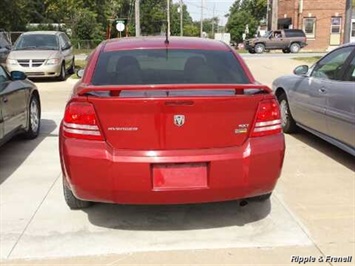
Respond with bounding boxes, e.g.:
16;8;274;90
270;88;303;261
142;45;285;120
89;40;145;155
280;99;289;128
30;98;39;133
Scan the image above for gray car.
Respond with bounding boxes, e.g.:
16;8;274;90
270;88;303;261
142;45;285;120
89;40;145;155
0;66;41;147
273;43;355;156
6;31;74;81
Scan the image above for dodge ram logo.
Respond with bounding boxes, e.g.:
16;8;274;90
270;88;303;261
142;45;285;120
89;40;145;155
174;115;185;127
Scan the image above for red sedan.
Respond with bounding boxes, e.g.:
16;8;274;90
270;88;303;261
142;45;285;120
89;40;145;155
59;37;285;209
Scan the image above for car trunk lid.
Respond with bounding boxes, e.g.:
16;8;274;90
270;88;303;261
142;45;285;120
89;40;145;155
79;84;271;150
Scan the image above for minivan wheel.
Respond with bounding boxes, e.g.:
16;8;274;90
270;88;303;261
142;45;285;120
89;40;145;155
290;43;301;53
23;95;40;139
58;63;66;81
63;182;92;210
254;43;265;54
278;93;297;133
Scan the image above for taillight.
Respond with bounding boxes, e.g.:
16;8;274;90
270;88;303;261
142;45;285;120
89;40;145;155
251;99;282;137
63;102;104;141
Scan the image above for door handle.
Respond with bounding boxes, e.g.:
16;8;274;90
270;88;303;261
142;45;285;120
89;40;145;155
318;88;327;94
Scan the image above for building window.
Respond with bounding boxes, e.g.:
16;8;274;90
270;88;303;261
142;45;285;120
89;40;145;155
331;17;342;34
303;17;316;38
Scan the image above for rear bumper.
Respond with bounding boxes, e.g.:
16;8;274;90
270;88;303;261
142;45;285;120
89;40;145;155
60;134;285;204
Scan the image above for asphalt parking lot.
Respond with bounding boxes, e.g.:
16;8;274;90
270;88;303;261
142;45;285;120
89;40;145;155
0;55;354;265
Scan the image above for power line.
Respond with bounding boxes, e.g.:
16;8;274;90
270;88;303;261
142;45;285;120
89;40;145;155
183;0;228;14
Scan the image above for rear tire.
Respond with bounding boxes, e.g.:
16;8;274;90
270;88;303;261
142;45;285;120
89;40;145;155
23;95;40;139
63;182;92;210
290;43;301;53
278;93;297;133
255;43;265;54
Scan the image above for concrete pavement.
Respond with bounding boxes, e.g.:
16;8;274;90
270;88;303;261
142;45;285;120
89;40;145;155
0;56;354;265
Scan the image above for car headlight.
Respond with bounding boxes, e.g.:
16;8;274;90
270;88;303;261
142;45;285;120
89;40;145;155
46;58;60;65
7;59;18;65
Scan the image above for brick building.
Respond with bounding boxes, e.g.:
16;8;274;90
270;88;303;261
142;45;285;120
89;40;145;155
277;0;354;51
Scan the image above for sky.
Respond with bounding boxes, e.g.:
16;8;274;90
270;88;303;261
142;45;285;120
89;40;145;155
173;0;236;26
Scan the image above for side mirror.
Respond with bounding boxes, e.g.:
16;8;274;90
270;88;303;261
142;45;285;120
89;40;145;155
293;65;309;76
77;69;84;78
10;71;26;81
61;44;71;51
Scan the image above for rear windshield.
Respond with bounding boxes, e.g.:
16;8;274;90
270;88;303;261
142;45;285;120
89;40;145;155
91;49;249;85
14;34;59;50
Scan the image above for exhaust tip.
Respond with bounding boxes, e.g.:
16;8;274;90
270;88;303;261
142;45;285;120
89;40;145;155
239;200;248;207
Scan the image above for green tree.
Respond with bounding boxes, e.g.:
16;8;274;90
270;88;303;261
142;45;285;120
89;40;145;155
226;0;266;43
240;0;267;21
139;0;197;36
0;0;34;31
73;9;102;40
139;0;166;35
183;24;199;37
44;0;107;39
170;3;194;36
199;17;219;38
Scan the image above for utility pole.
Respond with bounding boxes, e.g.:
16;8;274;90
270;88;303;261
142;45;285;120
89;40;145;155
180;0;183;36
211;4;215;38
266;0;272;30
167;0;171;36
271;0;278;30
298;0;303;29
200;0;203;37
344;0;352;43
135;0;140;37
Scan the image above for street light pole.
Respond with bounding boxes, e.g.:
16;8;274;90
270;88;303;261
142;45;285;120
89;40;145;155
271;0;278;30
344;0;352;43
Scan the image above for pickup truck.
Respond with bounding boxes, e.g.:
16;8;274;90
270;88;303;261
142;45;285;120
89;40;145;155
244;29;307;54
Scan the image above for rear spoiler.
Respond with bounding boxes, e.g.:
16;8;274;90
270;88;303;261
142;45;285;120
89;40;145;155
77;84;272;97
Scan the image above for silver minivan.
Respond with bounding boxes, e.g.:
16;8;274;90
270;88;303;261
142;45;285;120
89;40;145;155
6;31;74;81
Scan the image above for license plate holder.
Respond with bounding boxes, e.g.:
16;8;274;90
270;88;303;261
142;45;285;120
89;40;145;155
152;163;208;190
